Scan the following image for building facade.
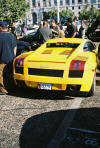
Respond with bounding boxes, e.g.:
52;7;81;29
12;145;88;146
26;0;100;25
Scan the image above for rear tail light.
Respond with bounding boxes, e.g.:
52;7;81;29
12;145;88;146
69;60;86;71
15;57;25;67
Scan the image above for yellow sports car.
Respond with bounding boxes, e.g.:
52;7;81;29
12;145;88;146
13;38;98;97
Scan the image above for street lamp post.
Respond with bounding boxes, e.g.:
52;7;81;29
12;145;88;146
57;0;60;23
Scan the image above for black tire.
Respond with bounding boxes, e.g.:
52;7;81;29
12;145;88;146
79;92;88;97
88;73;96;96
98;44;100;59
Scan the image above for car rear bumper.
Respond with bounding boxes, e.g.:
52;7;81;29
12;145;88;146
14;71;94;92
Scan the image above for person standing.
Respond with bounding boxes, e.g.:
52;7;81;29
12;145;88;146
73;17;78;31
21;22;27;36
11;22;16;37
78;20;86;38
0;21;17;94
50;19;60;38
38;20;52;44
65;17;77;38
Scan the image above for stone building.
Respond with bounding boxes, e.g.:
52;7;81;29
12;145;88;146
25;0;100;25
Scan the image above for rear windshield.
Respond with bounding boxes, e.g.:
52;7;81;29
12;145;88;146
47;43;79;48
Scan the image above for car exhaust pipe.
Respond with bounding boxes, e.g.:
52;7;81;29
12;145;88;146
70;85;77;91
69;85;81;92
16;80;25;88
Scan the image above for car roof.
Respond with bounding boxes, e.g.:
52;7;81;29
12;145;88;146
47;38;87;44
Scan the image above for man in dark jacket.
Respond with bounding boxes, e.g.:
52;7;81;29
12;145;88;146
0;21;17;94
65;17;77;38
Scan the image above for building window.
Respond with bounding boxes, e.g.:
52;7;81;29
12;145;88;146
85;0;88;3
78;6;80;9
43;0;46;7
32;0;36;7
78;0;82;3
54;0;57;6
78;11;80;14
98;4;100;8
49;2;51;6
38;2;40;7
66;0;70;4
91;0;96;3
72;6;74;9
49;0;51;6
60;0;63;5
72;0;75;4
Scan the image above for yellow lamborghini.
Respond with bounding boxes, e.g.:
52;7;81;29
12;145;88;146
13;38;98;97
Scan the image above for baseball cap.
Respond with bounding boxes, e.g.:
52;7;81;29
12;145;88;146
0;21;8;28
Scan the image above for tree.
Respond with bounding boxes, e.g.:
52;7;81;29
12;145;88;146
97;9;100;18
79;4;99;21
47;9;74;23
60;9;74;18
60;9;75;23
0;0;29;23
48;10;58;19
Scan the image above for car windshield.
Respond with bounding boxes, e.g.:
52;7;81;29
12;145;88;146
47;42;79;48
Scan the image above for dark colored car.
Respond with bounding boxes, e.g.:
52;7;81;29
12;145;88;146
86;17;100;42
19;31;38;43
18;31;41;50
17;41;32;56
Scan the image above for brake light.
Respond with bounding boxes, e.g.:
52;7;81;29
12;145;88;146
69;60;86;71
15;57;25;67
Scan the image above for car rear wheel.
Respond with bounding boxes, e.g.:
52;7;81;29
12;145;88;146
78;91;88;97
88;73;96;96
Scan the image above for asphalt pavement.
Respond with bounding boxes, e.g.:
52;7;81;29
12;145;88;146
0;72;100;148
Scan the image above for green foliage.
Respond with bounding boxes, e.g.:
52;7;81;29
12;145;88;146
0;0;29;22
48;10;57;18
60;9;74;18
79;4;99;20
47;9;75;20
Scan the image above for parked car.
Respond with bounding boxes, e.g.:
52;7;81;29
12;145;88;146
18;31;41;50
17;41;32;56
18;31;37;43
13;38;98;97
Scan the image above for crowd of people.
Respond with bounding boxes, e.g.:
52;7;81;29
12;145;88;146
7;17;86;41
37;17;86;44
0;17;86;95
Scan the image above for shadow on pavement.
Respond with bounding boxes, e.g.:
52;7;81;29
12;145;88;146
8;88;75;100
19;108;100;148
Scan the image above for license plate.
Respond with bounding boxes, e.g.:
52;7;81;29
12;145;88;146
38;83;52;90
